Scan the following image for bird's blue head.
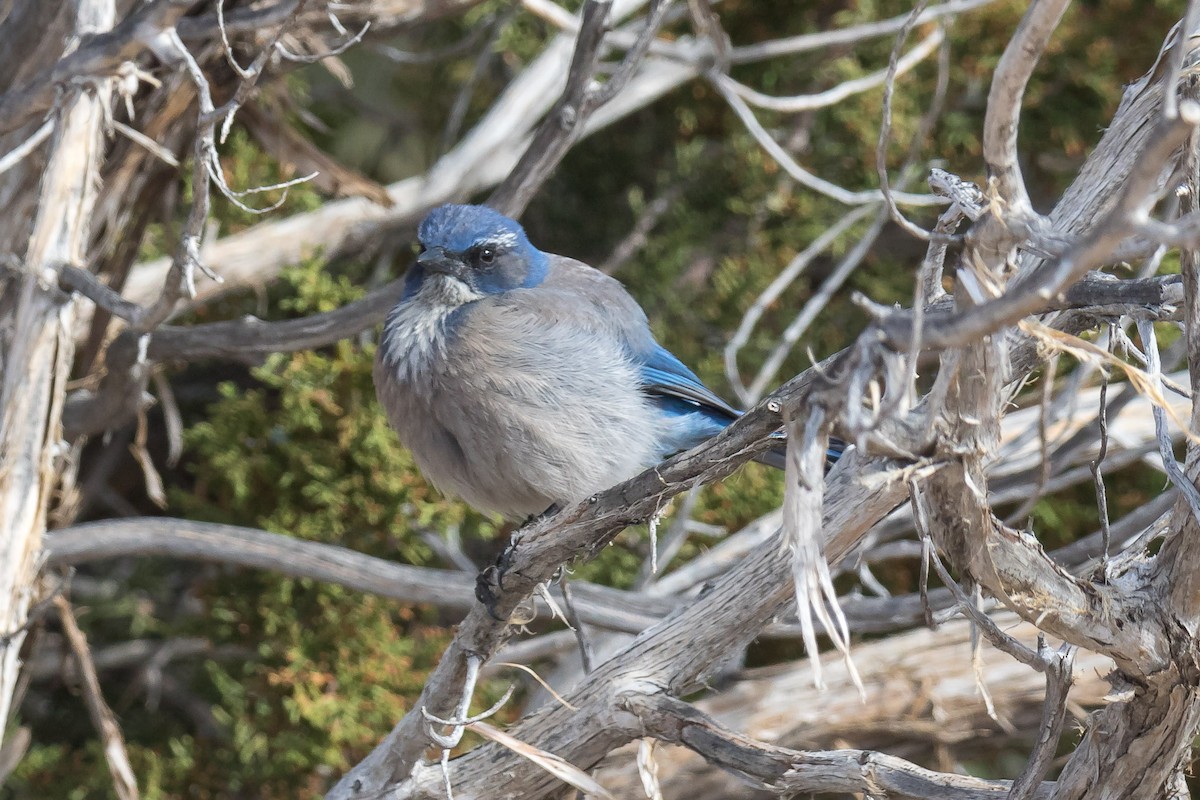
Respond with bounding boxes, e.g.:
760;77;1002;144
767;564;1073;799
403;204;550;301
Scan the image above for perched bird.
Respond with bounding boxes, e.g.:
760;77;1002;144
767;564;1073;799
374;204;821;520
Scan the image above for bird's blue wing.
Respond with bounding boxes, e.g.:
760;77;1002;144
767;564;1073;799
637;344;739;423
637;343;845;469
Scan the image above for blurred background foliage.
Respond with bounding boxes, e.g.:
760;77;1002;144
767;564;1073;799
4;0;1184;796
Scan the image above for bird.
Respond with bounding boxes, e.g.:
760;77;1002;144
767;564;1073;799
374;203;833;520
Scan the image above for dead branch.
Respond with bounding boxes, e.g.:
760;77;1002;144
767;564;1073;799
54;596;139;800
336;450;910;799
622;692;1047;799
982;0;1070;212
489;0;674;217
728;0;997;63
43;518;671;634
6;2;1200;798
595;613;1113;799
113;9;713;318
0;0;115;748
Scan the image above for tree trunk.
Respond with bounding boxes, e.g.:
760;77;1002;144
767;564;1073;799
0;0;114;746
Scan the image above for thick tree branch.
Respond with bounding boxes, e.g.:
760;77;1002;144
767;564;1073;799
982;0;1070;210
0;0;115;747
622;692;1050;799
44;518;670;634
596;613;1114;797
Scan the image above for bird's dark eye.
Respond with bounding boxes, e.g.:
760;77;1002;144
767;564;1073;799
477;247;495;265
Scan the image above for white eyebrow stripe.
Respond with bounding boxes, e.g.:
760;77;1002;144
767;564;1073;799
480;231;519;248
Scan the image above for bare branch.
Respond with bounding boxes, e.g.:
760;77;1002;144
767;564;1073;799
624;692;1051;798
328;419;907;796
54;596;139;800
876;2;937;241
1007;641;1074;800
712;77;946;208
489;0;677;217
719;27;943;113
0;0;116;747
0;120;53;177
58;264;146;324
879;105;1200;352
746;207;890;401
44;518;673;634
982;0;1070;211
118;20;713;315
725;203;876;405
729;0;997;64
595;610;1116;797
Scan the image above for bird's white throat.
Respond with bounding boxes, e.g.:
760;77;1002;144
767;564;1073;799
380;275;480;382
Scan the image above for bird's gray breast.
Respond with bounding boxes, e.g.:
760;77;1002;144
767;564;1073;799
374;280;662;518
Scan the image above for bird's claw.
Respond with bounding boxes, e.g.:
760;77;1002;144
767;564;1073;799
475;540;521;621
475;565;507;620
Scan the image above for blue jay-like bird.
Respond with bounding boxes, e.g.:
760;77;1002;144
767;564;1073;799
374;204;811;520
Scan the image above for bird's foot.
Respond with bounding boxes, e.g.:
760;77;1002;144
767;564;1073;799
475;539;520;621
475;504;561;621
475;565;505;620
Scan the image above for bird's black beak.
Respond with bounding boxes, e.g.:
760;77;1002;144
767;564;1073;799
416;246;468;281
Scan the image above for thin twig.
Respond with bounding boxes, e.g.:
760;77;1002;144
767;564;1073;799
909;481;1045;671
712;77;945;209
489;0;679;217
1007;638;1075;800
720;27;942;113
54;597;139;800
725;203;876;405
875;1;936;241
728;0;997;63
1138;320;1200;524
559;580;594;673
0;119;53;177
747;206;890;401
1092;334;1114;572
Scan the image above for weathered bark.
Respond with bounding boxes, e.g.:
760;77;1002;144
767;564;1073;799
0;0;115;746
592;614;1114;799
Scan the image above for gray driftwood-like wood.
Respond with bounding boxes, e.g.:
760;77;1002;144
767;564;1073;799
594;614;1114;798
0;0;115;748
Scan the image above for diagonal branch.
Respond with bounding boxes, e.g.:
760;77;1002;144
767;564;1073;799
377;453;909;800
981;0;1070;211
488;0;674;217
324;354;897;797
622;692;1051;799
54;596;139;800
